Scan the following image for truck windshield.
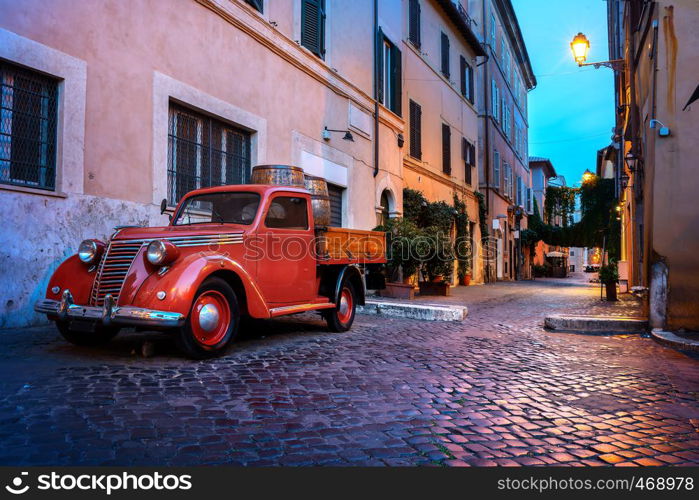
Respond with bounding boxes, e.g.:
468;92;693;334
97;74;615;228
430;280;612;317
173;192;261;226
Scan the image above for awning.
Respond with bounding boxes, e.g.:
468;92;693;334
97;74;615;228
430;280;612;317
546;251;565;258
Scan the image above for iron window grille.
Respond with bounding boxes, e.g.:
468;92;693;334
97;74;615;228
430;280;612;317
167;103;251;205
0;61;58;191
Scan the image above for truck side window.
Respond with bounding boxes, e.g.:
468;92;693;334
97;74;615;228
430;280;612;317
264;196;309;230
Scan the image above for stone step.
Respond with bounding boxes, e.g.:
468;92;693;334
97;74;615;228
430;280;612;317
650;329;699;352
358;300;468;321
544;314;648;335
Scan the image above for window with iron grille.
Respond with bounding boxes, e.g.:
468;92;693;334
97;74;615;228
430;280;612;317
167;103;251;204
409;100;422;160
440;32;450;79
442;123;451;175
301;0;326;59
327;183;343;227
0;61;58;191
408;0;421;48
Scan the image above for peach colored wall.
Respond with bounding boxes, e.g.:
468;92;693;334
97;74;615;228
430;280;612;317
401;0;483;283
0;0;407;326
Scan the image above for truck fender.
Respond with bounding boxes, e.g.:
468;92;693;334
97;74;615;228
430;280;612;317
44;254;96;305
334;265;365;306
132;253;270;319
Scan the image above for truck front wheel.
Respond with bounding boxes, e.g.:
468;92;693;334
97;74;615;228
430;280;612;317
177;277;240;359
324;280;357;332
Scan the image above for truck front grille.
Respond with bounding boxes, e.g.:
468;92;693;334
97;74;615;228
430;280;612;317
90;240;144;306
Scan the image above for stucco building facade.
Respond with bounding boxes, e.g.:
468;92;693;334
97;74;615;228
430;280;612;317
401;0;486;284
472;0;536;282
0;0;407;327
607;0;699;330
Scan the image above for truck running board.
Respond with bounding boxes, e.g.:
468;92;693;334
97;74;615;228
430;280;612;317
268;301;336;318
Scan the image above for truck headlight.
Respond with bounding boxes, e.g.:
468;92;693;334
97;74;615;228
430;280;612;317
78;239;102;264
146;240;179;266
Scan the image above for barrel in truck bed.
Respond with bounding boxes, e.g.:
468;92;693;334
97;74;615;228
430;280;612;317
318;227;386;265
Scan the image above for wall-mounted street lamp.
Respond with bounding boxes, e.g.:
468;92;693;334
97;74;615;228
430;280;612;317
322;127;354;142
581;169;595;183
624;151;638;172
620;172;630;190
570;32;624;70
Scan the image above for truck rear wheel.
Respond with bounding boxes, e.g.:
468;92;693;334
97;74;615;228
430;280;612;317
55;320;120;346
325;280;357;332
177;277;240;359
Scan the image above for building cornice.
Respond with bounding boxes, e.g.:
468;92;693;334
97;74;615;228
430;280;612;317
195;0;403;133
493;0;536;89
403;156;477;201
434;0;487;57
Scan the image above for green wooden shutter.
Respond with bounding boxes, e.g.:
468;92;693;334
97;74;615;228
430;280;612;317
409;100;422;160
301;0;325;58
468;62;474;103
376;28;384;104
441;32;450;78
408;0;421;48
391;44;402;116
442;123;451;174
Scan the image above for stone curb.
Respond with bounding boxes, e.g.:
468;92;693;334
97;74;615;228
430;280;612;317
650;329;699;352
544;314;648;335
358;300;468;321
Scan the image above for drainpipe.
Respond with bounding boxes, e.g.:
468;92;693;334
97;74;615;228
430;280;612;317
481;0;491;283
373;0;379;178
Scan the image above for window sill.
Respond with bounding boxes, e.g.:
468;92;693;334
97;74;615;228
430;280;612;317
0;183;67;199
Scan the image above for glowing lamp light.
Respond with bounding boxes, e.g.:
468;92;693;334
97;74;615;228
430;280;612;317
570;32;590;65
581;169;595;184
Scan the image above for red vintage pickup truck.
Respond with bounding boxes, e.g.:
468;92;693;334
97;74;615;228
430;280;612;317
35;184;386;358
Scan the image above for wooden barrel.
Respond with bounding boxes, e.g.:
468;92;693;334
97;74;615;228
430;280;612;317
251;164;304;187
304;174;331;227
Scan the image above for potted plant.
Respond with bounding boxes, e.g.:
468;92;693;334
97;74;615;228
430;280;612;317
374;217;422;299
599;261;619;301
418;228;454;296
453;195;472;286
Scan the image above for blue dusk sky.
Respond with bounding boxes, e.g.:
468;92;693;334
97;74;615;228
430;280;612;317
512;0;615;186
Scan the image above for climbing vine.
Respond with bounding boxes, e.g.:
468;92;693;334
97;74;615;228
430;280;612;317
453;194;471;278
526;176;620;260
544;186;577;227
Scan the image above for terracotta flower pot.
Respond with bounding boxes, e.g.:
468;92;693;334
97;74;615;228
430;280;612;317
459;274;471;286
605;281;618;301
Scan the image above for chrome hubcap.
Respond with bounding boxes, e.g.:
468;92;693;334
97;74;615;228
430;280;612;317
198;303;220;332
338;295;349;317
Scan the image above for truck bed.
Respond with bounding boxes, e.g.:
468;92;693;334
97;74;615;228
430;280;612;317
317;227;386;265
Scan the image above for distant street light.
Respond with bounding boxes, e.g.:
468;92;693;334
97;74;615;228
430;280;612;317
569;32;624;70
582;169;595;183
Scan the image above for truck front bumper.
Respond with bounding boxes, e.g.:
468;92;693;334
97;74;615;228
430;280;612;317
35;290;185;328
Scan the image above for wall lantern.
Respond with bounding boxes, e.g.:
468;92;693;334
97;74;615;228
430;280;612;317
620;172;630;190
624;151;638;172
323;127;354;142
569;32;624;70
570;33;590;65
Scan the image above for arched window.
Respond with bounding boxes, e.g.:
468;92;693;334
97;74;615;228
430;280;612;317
379;189;392;227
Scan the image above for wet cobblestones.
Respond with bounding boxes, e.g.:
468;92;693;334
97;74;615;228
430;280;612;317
0;278;697;466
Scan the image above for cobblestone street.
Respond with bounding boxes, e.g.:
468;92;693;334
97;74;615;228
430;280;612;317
1;277;698;466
